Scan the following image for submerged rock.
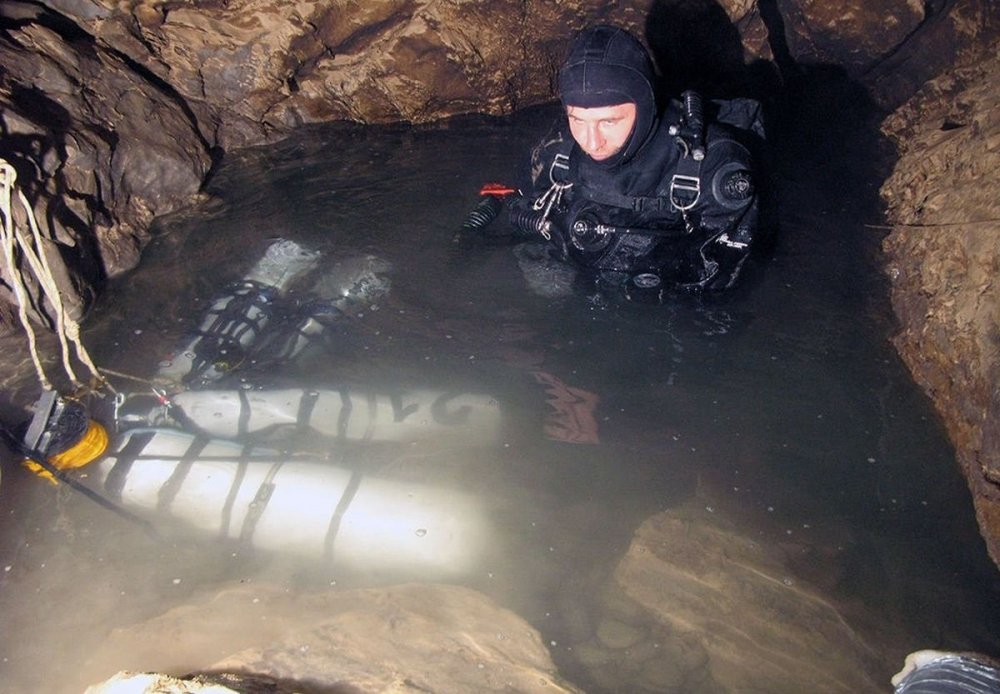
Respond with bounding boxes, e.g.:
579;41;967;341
613;507;883;693
85;670;282;694
79;582;581;694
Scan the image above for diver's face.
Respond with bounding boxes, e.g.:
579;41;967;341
566;103;637;161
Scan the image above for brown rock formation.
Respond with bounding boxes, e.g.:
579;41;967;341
614;506;883;692
79;582;580;694
879;25;1000;565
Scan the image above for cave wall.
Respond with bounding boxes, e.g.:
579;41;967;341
3;0;1000;567
1;0;933;289
878;13;1000;565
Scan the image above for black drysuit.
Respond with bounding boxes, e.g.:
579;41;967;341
508;96;762;293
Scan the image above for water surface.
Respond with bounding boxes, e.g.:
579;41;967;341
1;89;999;693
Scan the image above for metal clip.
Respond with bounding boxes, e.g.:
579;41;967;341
669;174;701;211
532;180;572;241
549;153;570;186
112;392;126;431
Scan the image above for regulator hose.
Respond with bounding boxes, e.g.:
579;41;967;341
508;207;552;237
682;90;705;161
461;195;506;232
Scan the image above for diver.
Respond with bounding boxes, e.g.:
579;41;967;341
463;24;767;297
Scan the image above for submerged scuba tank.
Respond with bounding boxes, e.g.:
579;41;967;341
89;428;489;577
161;387;502;447
156;238;322;387
157;242;394;387
246;254;393;371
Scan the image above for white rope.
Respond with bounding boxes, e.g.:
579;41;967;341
0;162;50;388
0;158;103;390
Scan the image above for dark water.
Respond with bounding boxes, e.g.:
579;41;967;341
2;82;1000;693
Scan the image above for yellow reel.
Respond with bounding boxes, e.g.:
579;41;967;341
24;419;109;484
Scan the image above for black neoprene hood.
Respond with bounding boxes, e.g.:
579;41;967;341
558;25;658;165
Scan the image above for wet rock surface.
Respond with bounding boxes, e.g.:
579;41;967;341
86;671;284;694
879;34;1000;566
80;582;581;694
612;506;883;693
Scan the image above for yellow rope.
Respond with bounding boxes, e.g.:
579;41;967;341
0;158;103;390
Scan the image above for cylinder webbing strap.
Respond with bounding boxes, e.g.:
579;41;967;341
336;389;353;442
238;461;282;549
323;469;364;562
219;449;251;539
297;389;320;429
103;431;156;500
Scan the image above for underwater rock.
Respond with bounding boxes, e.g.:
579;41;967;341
79;582;581;694
614;507;883;693
85;670;284;694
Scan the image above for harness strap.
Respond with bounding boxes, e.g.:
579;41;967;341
548;136;705;216
574;186;672;213
670;139;704;212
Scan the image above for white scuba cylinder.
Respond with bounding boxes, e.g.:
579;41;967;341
156;238;321;386
90;428;488;577
169;387;503;447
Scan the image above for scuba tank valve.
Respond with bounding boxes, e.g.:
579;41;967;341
668;90;706;161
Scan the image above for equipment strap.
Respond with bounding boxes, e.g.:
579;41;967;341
157;436;209;512
323;469;364;562
297;389;320;430
574;186;672;213
669;140;703;212
219;445;251;539
104;430;156;500
336;389;353;442
237;388;253;438
238;461;282;549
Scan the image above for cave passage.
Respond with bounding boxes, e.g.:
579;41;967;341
1;69;1000;693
